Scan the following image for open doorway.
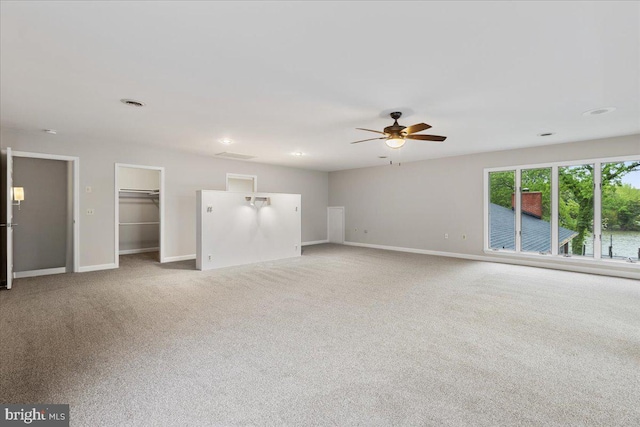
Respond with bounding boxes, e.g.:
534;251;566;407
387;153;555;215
115;164;164;267
5;150;79;283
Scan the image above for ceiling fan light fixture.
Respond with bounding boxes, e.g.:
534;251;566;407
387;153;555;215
385;137;405;149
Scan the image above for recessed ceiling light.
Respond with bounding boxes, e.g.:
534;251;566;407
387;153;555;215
120;99;145;107
43;129;57;134
219;138;234;145
538;132;555;137
291;152;304;156
583;107;616;116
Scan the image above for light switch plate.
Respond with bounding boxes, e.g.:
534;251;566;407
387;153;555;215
85;186;92;193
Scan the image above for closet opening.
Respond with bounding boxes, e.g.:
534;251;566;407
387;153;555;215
115;164;164;266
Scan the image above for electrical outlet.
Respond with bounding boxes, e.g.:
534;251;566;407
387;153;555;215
444;233;448;239
208;254;212;261
86;208;95;215
85;186;92;193
462;234;467;240
207;205;213;213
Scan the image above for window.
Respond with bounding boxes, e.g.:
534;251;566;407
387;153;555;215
489;170;515;250
520;168;552;254
558;164;594;257
485;156;639;265
601;161;640;261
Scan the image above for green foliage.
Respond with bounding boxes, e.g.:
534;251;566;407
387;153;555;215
559;161;639;254
489;171;514;208
602;184;640;231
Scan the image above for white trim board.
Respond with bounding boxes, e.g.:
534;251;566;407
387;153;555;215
163;254;196;262
78;263;118;273
302;240;329;246
343;241;640;280
14;267;67;279
119;247;159;255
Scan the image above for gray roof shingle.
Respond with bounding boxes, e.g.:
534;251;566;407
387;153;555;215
490;203;577;252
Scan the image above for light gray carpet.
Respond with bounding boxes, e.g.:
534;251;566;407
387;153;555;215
1;244;639;426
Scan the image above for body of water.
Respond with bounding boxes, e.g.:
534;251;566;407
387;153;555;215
601;230;640;260
569;231;640;260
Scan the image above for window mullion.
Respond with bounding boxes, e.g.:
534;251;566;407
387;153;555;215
594;162;602;259
551;165;559;256
515;168;522;252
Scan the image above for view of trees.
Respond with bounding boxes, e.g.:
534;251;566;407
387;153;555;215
489;169;551;221
601;163;640;232
489;170;515;208
489;161;640;256
558;165;594;255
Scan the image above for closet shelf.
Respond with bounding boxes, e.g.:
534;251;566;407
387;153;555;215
119;188;160;198
119;222;160;226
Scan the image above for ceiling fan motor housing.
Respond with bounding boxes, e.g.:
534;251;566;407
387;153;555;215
384;113;406;137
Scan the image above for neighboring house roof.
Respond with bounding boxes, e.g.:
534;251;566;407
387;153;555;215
490;203;578;252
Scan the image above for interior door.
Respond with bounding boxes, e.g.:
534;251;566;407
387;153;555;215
5;147;13;289
328;207;345;244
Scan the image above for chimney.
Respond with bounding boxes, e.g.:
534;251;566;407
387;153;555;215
511;190;543;218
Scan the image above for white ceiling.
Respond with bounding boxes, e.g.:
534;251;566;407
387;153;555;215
1;1;638;171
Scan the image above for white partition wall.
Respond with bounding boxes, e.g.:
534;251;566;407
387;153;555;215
196;190;301;270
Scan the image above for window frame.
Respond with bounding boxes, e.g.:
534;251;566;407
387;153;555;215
484;154;639;267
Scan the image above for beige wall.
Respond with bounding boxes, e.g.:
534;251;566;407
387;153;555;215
1;127;329;268
118;166;160;191
329;134;640;277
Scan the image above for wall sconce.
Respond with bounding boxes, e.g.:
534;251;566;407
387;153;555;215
254;196;270;206
245;196;270;208
12;187;24;210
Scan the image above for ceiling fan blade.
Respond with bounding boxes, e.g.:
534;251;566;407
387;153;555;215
350;137;387;144
403;123;432;134
356;128;387;135
406;134;447;142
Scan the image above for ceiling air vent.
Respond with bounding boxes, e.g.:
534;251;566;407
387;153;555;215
215;152;256;160
120;99;146;107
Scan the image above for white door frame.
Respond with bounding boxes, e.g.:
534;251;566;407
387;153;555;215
327;206;345;244
12;150;81;275
115;163;165;266
4;147;13;289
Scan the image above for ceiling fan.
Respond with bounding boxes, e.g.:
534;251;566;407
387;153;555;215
350;111;446;149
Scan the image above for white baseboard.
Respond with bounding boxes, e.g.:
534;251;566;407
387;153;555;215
163;254;196;263
302;240;329;246
79;263;118;273
119;247;159;255
344;241;640;280
14;267;67;279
